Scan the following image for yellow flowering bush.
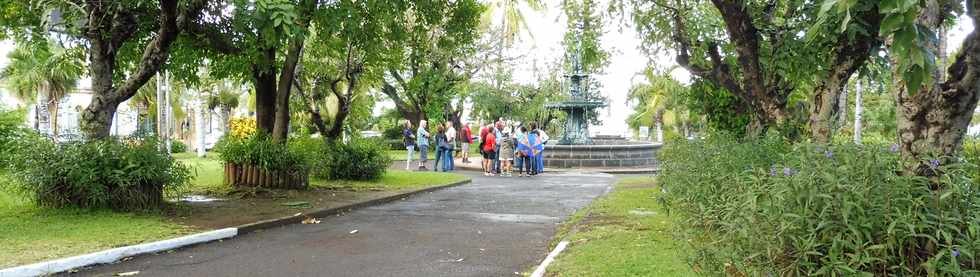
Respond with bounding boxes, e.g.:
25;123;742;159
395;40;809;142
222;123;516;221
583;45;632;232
229;118;257;139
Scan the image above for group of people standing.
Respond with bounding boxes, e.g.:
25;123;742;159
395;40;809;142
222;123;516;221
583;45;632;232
400;119;547;177
479;120;547;177
402;120;469;172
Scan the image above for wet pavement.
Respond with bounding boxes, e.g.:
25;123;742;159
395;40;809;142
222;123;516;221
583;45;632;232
65;171;614;277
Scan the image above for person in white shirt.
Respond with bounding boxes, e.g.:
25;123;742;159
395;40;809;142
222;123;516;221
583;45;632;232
445;122;457;171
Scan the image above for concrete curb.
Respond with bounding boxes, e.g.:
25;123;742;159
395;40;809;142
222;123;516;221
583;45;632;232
0;179;471;277
0;228;237;277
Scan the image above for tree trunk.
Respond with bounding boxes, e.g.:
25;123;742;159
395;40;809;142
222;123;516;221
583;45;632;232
807;5;882;144
79;0;199;140
36;89;51;137
49;97;60;138
837;87;848;131
252;48;278;135
853;80;863;144
272;36;306;142
896;0;980;176
80;94;119;139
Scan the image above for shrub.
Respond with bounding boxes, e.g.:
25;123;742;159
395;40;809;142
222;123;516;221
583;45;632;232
5;138;191;211
383;125;403;140
0;108;29;168
217;133;307;172
311;138;391;181
228;117;257;139
171;140;188;153
658;134;980;276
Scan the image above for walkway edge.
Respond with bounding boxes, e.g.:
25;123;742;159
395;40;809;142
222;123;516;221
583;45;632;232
0;178;471;277
0;228;237;277
530;240;570;277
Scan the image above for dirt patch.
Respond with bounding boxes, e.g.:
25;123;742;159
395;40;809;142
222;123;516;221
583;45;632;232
164;188;415;230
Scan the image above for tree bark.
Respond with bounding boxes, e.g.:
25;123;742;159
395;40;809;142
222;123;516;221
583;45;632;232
381;78;425;127
80;0;203;139
853;80;863;144
49;98;60;138
294;77;330;137
272;37;305;142
36;87;51;137
808;5;882;144
896;0;980;176
252;47;278;134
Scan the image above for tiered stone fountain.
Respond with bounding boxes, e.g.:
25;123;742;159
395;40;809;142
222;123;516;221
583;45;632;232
543;24;660;169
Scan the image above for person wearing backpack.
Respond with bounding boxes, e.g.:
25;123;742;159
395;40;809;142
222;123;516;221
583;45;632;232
434;125;448;172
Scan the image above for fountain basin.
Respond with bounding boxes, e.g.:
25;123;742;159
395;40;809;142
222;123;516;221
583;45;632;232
543;137;660;168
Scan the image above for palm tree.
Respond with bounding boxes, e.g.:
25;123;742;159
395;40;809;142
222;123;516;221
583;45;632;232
0;41;83;137
482;0;544;46
627;69;691;142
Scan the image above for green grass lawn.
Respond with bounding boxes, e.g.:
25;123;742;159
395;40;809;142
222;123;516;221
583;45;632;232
0;173;191;268
173;152;228;195
312;170;468;191
546;176;694;277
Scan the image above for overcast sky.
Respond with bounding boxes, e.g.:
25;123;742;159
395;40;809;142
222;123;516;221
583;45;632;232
1;5;975;134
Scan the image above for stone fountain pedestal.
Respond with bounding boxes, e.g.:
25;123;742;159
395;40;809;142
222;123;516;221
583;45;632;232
542;136;661;168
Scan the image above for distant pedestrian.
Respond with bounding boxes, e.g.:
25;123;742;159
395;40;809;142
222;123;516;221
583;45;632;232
461;122;473;163
434;125;448;172
493;120;504;174
479;122;490;171
517;126;534;177
481;125;497;176
403;121;416;170
514;123;526;172
531;122;548;173
445;122;456;171
416;120;430;171
498;126;514;176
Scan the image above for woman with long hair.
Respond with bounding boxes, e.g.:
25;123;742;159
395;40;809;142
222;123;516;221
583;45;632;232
416;120;430;170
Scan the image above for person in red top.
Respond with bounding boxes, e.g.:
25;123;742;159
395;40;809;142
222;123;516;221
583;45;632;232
461;122;473;163
481;125;497;176
479;122;490;170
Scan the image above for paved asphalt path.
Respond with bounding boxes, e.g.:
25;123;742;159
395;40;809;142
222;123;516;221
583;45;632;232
66;171;614;277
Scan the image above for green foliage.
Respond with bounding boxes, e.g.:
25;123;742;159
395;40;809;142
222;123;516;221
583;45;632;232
310;138;391;181
627;68;703;139
468;72;565;127
0;40;83;104
965;138;980;185
682;80;752;136
216;133;308;172
0;108;27;167
5;138;192;211
658;135;980;276
170;140;188;153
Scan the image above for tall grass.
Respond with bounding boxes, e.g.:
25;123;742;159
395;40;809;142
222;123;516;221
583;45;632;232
658;134;980;276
